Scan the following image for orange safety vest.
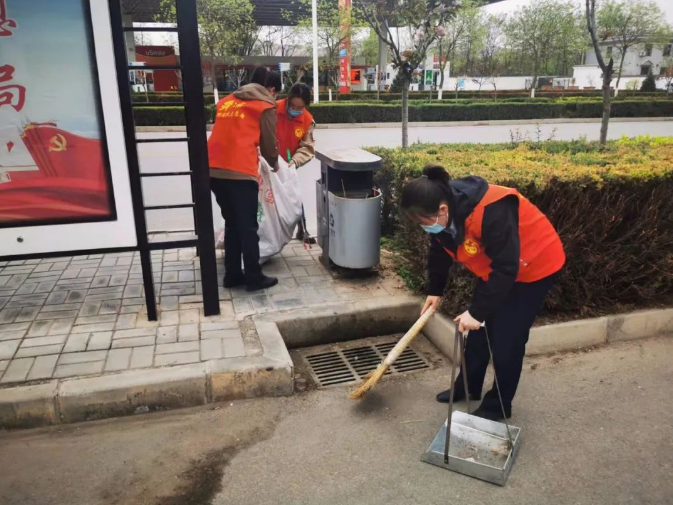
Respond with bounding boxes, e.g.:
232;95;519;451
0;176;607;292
441;185;565;283
208;94;275;177
276;98;314;162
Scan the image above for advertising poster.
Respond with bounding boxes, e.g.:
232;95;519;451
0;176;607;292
135;45;179;92
338;0;351;93
0;0;115;228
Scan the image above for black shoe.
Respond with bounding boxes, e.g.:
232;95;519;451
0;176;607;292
223;274;245;289
246;275;278;292
295;232;316;245
470;406;511;422
436;389;482;404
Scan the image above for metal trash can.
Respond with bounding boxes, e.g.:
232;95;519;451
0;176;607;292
315;148;382;270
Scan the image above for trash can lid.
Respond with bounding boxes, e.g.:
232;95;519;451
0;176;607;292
316;148;382;172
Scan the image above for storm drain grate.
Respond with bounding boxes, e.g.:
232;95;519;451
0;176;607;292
304;340;430;388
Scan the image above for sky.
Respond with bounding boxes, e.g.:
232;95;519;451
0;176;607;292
483;0;673;25
0;0;105;167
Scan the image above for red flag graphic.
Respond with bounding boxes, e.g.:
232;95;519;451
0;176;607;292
6;140;12;152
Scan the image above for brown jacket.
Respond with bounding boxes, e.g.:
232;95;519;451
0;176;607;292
209;83;278;181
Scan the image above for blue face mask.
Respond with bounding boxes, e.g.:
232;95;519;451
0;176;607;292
288;107;303;118
421;223;445;234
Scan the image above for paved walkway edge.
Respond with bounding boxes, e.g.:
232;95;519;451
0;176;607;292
1;303;671;430
135;116;673;133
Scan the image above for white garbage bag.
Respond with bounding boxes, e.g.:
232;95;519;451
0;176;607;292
214;156;302;264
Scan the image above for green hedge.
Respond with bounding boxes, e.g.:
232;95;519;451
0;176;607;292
370;137;673;317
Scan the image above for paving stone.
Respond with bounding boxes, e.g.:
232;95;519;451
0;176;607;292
15;283;38;295
111;336;155;349
119;305;143;315
122;297;146;306
45;291;68;305
179;270;195;282
53;360;104;379
78;268;98;278
104;348;132;372
160;296;179;311
156;341;199;355
75;314;118;326
100;257;117;267
62;333;90;353
250;295;271;310
178;324;199;342
270;297;304;309
157;326;178;344
110;275;128;287
87;332;113;351
59;351;108;365
15;344;63;358
223;337;247;358
0;308;20;324
0;275;10;287
79;301;101;317
129;346;154;369
200;321;239;332
115;313;138;330
91;276;111;288
34;281;58;294
59;269;81;279
154;351;200;366
72;322;115;333
162;271;179;283
36;310;78;321
66;290;86;303
200;339;223;360
0;296;9;310
1;358;34;383
21;335;67;348
134;315;159;329
162;285;196;296
99;299;121;315
0;360;7;373
26;355;59;380
123;285;143;298
232;298;253;314
48;318;75;336
0;329;27;341
0;339;20;360
50;261;71;271
114;328;156;339
27;320;53;337
160;310;180;326
179;309;200;324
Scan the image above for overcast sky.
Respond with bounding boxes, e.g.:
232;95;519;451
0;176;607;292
483;0;673;25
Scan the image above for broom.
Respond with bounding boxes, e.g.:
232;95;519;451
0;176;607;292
349;307;436;400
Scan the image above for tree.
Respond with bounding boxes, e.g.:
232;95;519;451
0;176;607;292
474;14;505;97
640;69;657;91
586;0;615;146
256;26;299;57
597;0;672;90
659;58;673;92
356;0;457;148
356;28;380;66
434;0;480;90
157;0;257;91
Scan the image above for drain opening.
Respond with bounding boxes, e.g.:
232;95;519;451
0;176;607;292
304;338;430;388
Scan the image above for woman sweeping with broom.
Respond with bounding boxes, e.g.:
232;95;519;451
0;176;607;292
398;164;565;421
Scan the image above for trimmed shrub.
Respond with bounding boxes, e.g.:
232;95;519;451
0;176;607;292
371;137;673;317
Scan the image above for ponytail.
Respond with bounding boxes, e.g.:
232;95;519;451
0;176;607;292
401;164;452;217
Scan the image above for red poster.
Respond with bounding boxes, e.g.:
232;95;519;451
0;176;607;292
0;0;114;227
135;45;179;92
338;0;352;93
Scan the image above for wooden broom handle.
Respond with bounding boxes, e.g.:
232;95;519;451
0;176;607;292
383;308;436;366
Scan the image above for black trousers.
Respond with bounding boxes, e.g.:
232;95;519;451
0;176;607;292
210;178;262;281
454;273;558;414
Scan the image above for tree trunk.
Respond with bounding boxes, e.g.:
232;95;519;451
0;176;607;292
600;73;612;145
402;76;410;149
615;52;626;90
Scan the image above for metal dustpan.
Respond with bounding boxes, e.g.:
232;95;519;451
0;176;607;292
421;326;521;486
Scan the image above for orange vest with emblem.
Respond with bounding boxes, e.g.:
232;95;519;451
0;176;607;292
208;94;275;177
276;99;314;161
442;185;565;283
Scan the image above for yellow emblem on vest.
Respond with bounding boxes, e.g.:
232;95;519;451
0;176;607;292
294;127;304;139
463;238;480;256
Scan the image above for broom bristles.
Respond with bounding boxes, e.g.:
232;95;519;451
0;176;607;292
349;363;389;400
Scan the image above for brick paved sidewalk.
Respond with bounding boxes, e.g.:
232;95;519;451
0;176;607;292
0;242;403;386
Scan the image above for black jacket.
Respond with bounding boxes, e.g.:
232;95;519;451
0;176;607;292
427;176;520;322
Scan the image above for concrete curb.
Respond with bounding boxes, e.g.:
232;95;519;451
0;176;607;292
1;301;671;429
135;117;673;133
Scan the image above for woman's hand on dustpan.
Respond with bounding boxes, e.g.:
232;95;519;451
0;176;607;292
422;296;441;316
454;311;482;333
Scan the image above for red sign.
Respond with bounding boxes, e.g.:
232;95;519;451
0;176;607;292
338;0;351;93
135;45;179;92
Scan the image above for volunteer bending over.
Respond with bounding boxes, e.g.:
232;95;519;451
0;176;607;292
207;68;282;292
276;83;316;243
401;165;565;421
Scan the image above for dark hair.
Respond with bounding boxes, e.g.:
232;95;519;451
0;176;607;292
249;66;269;87
288;82;310;106
400;164;452;217
265;71;283;93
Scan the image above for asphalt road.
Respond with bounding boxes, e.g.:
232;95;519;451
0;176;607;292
138;120;673;236
1;336;671;505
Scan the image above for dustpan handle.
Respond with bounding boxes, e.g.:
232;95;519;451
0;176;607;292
443;326;461;464
484;324;515;450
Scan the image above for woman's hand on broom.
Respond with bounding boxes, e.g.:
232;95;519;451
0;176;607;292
422;296;441;316
454;310;482;333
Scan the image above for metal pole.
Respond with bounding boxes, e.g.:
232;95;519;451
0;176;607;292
312;0;319;103
175;0;220;317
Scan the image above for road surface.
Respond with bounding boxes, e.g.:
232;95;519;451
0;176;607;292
138;120;673;236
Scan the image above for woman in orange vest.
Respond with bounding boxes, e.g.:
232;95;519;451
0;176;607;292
401;164;565;421
208;68;282;292
276;82;316;243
